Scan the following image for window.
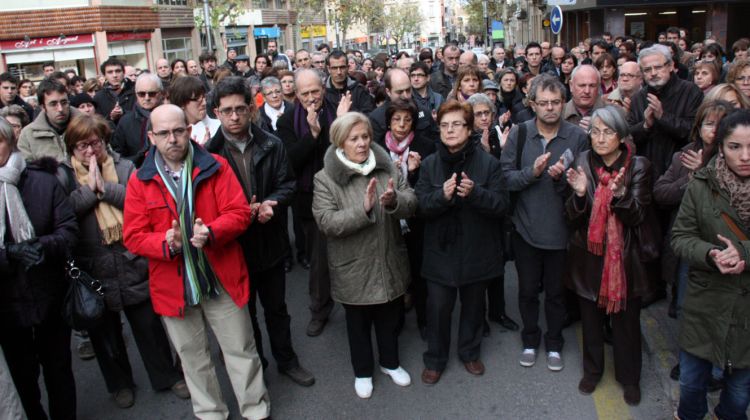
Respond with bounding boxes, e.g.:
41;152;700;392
253;0;269;8
157;0;189;5
274;0;285;9
162;37;193;62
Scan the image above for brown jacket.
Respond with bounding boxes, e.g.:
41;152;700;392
564;150;660;302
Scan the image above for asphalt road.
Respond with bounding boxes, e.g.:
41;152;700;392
63;261;673;420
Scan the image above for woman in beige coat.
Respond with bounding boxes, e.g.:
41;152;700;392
312;112;417;399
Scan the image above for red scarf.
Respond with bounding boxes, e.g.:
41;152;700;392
587;146;631;314
385;131;415;156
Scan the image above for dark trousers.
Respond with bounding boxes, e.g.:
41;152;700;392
248;263;299;372
278;205;292;261
87;299;181;393
290;206;306;259
487;273;507;318
579;296;641;385
1;313;76;420
404;220;427;328
302;218;333;321
513;232;566;352
343;297;404;378
679;350;750;420
423;280;489;371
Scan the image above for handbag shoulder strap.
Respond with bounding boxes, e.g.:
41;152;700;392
721;213;749;241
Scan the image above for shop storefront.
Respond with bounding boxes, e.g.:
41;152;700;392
225;27;249;56
300;25;327;51
107;32;151;71
0;34;96;81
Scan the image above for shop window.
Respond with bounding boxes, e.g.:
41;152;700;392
253;0;269;8
163;37;193;61
274;0;285;9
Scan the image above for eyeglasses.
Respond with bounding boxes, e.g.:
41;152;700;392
533;99;563;108
136;91;160;98
75;138;103;152
263;89;282;97
151;127;188;141
473;110;492;118
46;99;69;109
641;63;668;74
439;121;467;130
735;76;750;83
590;128;617;138
217;106;250;117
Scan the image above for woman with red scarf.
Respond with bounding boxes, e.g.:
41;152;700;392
564;105;658;406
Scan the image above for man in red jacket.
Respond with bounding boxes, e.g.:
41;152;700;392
123;104;270;419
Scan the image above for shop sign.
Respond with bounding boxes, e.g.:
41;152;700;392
253;27;281;39
107;32;152;42
301;25;327;38
0;34;94;52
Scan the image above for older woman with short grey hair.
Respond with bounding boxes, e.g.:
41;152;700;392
0;105;30;140
564;105;658;405
258;76;289;133
312;112;417;399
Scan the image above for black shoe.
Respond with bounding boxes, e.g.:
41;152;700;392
670;363;680;381
298;256;310;270
578;376;599;395
623;385;641;406
493;314;519;332
284;258;294;273
281;365;315;387
306;318;327;337
483;319;490;337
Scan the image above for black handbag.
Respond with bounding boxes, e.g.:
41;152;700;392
502;122;528;262
62;259;106;331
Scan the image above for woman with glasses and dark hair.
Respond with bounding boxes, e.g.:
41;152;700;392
672;108;750;420
416;100;509;385
564;105;658;405
61;113;188;409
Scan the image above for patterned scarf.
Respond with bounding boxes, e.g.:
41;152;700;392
155;145;220;306
71;154;123;244
0;152;35;247
587;145;631;314
715;155;750;227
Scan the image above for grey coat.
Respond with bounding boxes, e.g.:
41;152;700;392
60;152;149;311
312;142;417;305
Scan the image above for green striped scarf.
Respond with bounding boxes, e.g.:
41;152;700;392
156;145;220;306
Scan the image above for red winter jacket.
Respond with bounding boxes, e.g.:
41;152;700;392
123;145;252;317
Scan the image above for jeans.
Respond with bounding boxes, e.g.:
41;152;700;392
678;350;750;420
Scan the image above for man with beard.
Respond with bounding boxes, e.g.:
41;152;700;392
205;77;315;387
94;57;135;124
267;40;291;70
500;74;588;373
18;80;80;161
627;44;702;177
169;76;221;146
198;51;219;91
430;45;460;99
112;74;164;167
324;50;374;114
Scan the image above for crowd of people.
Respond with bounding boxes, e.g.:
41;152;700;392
0;25;749;420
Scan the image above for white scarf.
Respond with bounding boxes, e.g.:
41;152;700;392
264;102;285;131
335;148;376;176
0;152;35;248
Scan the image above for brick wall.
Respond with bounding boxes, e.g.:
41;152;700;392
0;6;159;40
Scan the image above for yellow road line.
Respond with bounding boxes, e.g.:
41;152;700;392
577;324;634;420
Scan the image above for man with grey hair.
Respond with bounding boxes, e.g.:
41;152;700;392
490;46;508;71
295;49;311;69
500;74;589;373
396;54;415;72
310;51;326;72
431;45;460;99
607;61;642;112
155;58;172;90
459;50;478;70
627;43;703;177
112;73;164;167
564;64;605;129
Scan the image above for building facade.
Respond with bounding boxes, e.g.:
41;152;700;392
0;0;200;79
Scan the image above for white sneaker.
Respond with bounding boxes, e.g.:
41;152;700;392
354;377;373;399
519;348;537;367
547;351;564;371
380;366;411;386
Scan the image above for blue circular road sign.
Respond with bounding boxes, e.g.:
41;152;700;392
550;5;563;35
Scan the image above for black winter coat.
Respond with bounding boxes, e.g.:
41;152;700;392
111;107;150;167
497;89;534;125
0;159;78;329
415;140;509;286
277;103;333;219
0;95;34;122
94;79;136;124
324;77;375;115
627;75;703;176
207;124;296;271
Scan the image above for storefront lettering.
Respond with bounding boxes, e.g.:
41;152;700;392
2;34;93;51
